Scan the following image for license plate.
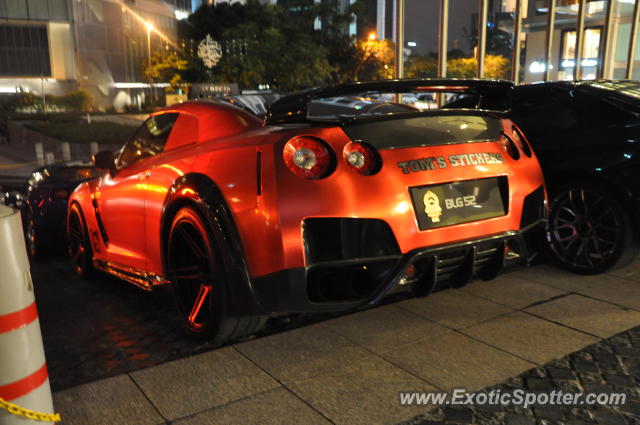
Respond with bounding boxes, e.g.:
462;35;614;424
410;177;508;230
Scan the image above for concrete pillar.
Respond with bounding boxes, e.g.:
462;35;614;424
44;153;54;165
35;144;44;166
89;142;99;157
61;142;71;161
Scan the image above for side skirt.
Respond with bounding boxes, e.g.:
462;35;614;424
93;259;171;291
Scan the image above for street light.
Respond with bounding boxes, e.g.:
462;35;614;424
145;21;154;70
144;21;155;105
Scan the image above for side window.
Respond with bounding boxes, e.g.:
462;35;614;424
116;113;178;169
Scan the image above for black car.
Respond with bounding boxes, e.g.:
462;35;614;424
21;161;102;258
509;80;640;274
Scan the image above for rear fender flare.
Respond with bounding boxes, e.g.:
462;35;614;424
161;173;265;316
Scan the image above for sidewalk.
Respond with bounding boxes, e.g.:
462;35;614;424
51;261;640;425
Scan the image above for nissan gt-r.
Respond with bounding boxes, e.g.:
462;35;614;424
67;79;547;342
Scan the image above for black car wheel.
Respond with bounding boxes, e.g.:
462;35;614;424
24;210;38;259
547;183;639;274
67;203;95;278
167;205;265;342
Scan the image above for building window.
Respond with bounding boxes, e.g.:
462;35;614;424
0;24;51;77
0;0;68;21
559;27;601;79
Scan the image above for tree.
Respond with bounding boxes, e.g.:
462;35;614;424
405;53;510;80
447;54;511;79
405;54;437;78
142;49;189;91
183;0;333;92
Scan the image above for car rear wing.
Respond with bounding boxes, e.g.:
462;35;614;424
265;78;514;125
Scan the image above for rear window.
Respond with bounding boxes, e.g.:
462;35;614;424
342;114;502;150
51;167;102;181
307;90;484;121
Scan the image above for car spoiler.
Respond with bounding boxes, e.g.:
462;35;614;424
265;78;514;125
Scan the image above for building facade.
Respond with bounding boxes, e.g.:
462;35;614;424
521;0;640;83
0;0;183;110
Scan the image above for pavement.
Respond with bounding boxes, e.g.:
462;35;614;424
46;258;640;425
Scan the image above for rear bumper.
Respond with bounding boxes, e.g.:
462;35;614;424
252;219;545;314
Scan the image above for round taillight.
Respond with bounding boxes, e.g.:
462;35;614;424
511;125;532;157
342;142;380;175
283;137;334;179
499;133;520;160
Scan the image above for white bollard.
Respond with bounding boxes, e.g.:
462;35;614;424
89;142;99;157
61;143;71;161
44;153;54;165
35;144;44;166
0;205;57;424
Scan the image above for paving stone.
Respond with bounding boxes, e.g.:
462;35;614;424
608;260;640;283
130;347;279;420
510;266;592;292
397;326;640;425
526;295;640;338
572;361;598;373
547;368;575;380
52;374;164;425
578;275;640;311
461;312;597;365
397;289;512;330
461;276;567;310
533;406;565;421
171;388;331;425
505;415;537;425
323;304;450;354
383;331;534;392
234;323;376;384
288;357;435;425
590;410;628;425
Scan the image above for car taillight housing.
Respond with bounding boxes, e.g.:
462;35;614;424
499;133;520;160
55;189;69;199
342;141;380;175
283;136;334;179
511;125;532;157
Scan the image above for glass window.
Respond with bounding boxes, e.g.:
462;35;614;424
5;0;27;19
0;25;51;77
52;167;102;181
47;0;67;20
116;113;178;169
559;28;601;79
27;0;49;20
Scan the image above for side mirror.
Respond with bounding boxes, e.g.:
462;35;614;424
92;150;116;174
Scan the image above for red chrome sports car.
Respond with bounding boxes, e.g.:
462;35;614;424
68;79;547;341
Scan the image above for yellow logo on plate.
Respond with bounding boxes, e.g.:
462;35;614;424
423;190;442;223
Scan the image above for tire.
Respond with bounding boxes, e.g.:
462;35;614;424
546;182;640;274
167;205;265;343
67;203;95;279
22;209;46;260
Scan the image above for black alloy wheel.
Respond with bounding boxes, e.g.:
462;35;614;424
67;204;95;278
167;205;267;342
24;210;38;260
168;206;226;338
547;184;638;274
